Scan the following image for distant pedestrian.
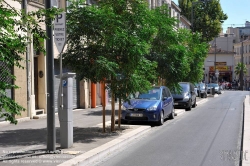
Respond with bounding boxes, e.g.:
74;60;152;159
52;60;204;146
228;82;232;90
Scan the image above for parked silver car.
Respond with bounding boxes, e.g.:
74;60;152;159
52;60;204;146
207;83;221;94
196;83;207;98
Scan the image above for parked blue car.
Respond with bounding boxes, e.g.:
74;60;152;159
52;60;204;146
121;86;175;125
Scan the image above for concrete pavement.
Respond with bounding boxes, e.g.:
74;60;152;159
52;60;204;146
243;95;250;166
0;93;249;166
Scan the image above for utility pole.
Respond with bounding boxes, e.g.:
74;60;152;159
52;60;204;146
22;0;31;119
214;37;217;83
240;41;244;90
45;0;56;151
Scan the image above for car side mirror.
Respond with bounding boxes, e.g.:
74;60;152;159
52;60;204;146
163;97;168;100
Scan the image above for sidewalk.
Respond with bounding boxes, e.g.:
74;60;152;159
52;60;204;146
0;104;151;166
1;93;248;166
0;97;206;166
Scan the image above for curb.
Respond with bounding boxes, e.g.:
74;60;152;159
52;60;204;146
243;95;250;166
196;98;208;105
0;117;31;126
207;94;219;98
174;98;208;116
57;125;151;166
174;109;185;116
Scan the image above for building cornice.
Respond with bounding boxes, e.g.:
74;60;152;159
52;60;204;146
171;1;181;12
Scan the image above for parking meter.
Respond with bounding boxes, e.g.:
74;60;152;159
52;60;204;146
57;72;75;148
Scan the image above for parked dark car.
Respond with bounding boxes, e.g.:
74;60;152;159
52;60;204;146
196;83;207;98
207;83;221;94
172;82;197;111
121;86;175;125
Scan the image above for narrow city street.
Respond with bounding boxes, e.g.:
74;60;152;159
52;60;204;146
93;91;248;166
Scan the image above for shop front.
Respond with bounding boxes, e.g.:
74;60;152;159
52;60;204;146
209;66;232;83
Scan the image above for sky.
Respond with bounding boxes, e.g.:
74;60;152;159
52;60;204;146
172;0;250;33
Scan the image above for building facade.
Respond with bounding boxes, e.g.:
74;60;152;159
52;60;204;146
225;22;250;89
234;39;250;89
204;48;235;84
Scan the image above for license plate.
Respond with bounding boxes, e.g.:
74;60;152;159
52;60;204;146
130;113;143;117
174;103;179;105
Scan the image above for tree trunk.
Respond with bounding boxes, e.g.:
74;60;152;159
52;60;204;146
111;91;115;132
101;81;106;133
118;98;121;128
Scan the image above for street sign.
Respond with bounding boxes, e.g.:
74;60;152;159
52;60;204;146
54;12;66;53
63;80;67;87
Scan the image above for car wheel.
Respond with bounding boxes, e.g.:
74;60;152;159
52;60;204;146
169;107;175;119
192;98;196;108
185;100;192;111
201;93;204;98
157;111;164;126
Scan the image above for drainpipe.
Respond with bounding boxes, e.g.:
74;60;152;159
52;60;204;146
22;0;31;118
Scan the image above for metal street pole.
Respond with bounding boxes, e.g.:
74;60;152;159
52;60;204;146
214;37;217;83
22;0;32;119
240;41;244;90
45;0;56;151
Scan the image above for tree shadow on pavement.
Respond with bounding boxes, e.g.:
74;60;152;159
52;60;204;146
0;126;129;147
84;109;119;116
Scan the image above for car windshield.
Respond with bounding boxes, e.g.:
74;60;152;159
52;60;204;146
198;83;206;89
179;83;189;92
208;83;219;87
137;88;160;100
171;83;189;94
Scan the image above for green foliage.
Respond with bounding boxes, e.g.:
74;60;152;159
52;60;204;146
178;0;192;21
178;0;227;42
147;5;188;89
235;63;247;76
64;0;157;100
178;29;209;83
0;0;60;124
146;5;208;89
64;0;209;99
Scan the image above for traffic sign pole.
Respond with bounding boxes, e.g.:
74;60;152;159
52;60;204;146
54;12;66;117
45;0;56;152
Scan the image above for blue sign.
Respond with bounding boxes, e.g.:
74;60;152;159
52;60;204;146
63;80;67;87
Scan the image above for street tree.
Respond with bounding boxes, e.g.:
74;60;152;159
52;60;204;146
235;62;247;85
0;0;60;124
146;5;208;89
178;0;227;42
64;0;157;131
178;29;209;83
146;5;191;89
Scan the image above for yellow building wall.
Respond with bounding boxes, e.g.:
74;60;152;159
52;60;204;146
13;54;28;119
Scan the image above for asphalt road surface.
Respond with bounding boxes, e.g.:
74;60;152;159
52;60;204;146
93;91;249;166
